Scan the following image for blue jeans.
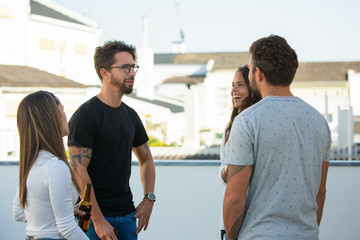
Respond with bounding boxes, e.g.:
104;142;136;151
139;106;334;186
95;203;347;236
86;211;137;240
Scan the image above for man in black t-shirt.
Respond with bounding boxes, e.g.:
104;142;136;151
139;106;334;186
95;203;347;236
68;41;156;240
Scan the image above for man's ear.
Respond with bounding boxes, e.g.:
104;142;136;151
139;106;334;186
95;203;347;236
255;67;265;82
100;68;109;80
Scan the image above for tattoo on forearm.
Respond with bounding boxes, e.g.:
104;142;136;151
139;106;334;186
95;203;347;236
228;211;245;239
69;147;91;179
143;143;151;155
226;165;245;182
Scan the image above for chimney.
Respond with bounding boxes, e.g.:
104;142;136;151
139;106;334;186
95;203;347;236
142;15;149;48
135;16;154;99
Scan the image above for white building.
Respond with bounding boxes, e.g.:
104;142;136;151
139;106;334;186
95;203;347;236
152;53;360;151
0;0;186;159
0;0;101;86
152;52;251;147
1;0;359;156
123;94;184;147
0;0;102;160
0;65;97;161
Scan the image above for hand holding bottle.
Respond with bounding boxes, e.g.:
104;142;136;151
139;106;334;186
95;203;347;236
77;183;92;232
73;203;86;218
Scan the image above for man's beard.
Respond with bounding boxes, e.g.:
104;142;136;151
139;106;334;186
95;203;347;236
250;74;261;98
110;76;133;94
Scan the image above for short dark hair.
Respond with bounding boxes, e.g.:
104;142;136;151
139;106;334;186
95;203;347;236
249;35;298;86
94;40;137;82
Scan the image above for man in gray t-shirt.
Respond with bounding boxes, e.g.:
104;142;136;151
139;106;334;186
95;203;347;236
223;35;331;240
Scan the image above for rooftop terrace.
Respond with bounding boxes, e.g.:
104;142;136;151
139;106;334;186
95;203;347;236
1;160;359;239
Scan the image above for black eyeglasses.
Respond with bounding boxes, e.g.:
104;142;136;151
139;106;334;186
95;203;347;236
106;64;140;74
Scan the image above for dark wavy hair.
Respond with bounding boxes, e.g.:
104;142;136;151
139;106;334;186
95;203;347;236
224;65;261;144
249;35;298;86
94;40;137;82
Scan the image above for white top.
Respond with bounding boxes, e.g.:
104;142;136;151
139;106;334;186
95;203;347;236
12;150;89;240
218;132;227;231
219;134;227;185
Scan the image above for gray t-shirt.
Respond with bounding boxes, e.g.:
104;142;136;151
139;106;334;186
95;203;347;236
224;96;331;240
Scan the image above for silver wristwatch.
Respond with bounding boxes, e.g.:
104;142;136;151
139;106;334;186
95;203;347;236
144;192;156;202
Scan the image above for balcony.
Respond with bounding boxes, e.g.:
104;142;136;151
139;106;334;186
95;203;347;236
1;160;359;240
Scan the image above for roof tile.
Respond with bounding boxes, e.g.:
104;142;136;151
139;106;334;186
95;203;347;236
0;65;86;88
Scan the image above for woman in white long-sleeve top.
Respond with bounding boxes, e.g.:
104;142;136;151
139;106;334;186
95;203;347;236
12;91;89;240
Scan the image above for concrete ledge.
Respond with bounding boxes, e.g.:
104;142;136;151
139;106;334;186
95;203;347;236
135;159;220;166
329;160;360;166
3;160;359;166
0;161;19;166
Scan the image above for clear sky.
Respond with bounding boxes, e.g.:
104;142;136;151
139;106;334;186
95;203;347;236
52;0;360;62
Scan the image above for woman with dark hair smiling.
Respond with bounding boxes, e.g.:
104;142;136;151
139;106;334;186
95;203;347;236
12;91;88;240
219;66;260;240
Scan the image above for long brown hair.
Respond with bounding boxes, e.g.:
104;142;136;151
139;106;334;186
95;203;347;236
224;66;261;144
17;91;80;208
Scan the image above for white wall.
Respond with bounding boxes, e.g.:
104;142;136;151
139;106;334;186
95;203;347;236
348;69;360;116
0;163;27;240
153;64;206;87
319;165;360;239
154;67;234;142
0;0;101;86
0;90;8;160
0;0;29;65
201;70;234;134
0;87;97;161
2;161;359;240
136;47;154;99
27;15;100;86
291;82;350;147
291;83;349;123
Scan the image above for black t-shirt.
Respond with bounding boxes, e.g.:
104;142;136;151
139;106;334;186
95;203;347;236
68;97;149;216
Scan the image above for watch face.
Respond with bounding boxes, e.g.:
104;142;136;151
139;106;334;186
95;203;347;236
147;193;156;201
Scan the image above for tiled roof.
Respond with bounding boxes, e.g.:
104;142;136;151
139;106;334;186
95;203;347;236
30;0;89;26
127;94;184;113
154;54;178;64
154;52;250;70
164;76;205;85
156;52;360;83
294;61;360;82
0;65;86;88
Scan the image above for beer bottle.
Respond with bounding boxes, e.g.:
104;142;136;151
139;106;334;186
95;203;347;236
77;183;92;232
